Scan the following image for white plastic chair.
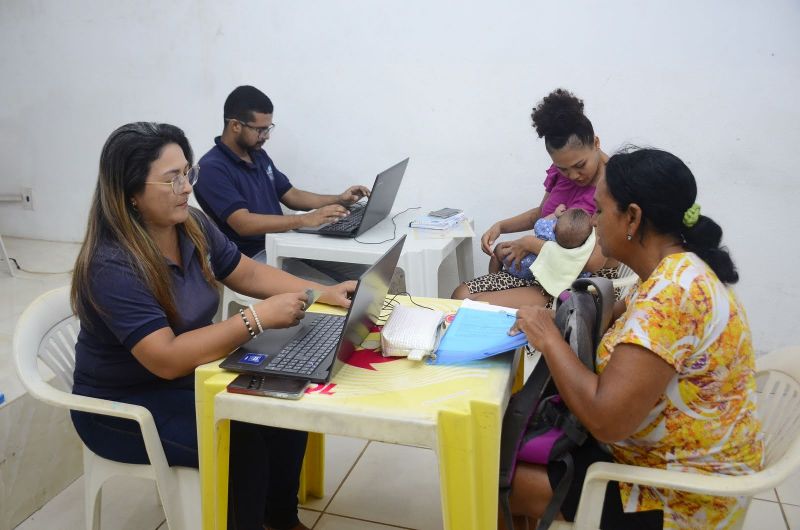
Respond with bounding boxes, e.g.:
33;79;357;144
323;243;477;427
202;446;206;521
548;345;800;530
611;263;638;300
12;286;200;530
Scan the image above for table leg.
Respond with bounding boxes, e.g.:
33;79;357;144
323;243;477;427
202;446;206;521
299;433;326;503
455;237;475;283
436;400;503;530
399;249;439;297
196;372;233;530
197;370;326;530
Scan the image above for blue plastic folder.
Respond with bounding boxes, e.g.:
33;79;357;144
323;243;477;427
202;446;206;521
431;307;528;364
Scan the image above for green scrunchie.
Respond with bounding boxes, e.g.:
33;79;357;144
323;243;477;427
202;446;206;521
683;203;701;228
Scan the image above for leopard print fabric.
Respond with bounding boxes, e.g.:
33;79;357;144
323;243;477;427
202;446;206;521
463;266;621;309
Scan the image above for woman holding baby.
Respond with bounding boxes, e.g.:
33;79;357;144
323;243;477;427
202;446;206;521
452;88;618;308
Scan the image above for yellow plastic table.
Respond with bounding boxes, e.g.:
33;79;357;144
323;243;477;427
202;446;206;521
196;297;522;530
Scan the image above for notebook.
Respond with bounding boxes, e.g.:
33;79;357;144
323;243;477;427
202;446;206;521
220;235;407;383
295;158;409;237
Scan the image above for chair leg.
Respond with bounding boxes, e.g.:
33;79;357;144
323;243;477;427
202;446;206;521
83;476;103;530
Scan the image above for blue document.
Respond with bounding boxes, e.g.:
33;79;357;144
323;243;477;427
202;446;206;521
431;308;528;364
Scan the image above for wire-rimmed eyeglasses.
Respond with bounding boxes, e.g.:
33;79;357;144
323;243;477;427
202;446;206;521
145;165;200;194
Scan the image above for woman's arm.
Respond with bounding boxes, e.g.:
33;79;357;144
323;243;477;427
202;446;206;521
128;256;357;380
480;193;550;255
222;254;354;307
512;306;675;443
131;290;308;380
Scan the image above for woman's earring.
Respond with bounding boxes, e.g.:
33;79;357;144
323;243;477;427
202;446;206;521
626;233;632;241
131;200;138;210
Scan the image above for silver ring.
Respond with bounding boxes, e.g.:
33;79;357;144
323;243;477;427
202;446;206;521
300;302;307;311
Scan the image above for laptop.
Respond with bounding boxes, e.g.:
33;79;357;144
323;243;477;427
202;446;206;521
295;158;409;237
221;235;407;383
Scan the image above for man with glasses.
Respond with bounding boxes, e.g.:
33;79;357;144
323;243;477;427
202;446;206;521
194;85;370;281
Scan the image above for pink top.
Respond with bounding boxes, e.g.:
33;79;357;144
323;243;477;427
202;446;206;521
540;164;597;217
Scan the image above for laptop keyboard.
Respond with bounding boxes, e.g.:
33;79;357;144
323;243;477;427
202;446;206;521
265;315;345;375
323;203;365;233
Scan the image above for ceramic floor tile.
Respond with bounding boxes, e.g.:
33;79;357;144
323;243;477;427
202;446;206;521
301;434;369;512
327;441;443;530
741;499;787;530
783;503;800;529
2;236;80;275
314;513;411;530
299;507;321;528
15;475;166;530
754;488;779;502
778;468;800;506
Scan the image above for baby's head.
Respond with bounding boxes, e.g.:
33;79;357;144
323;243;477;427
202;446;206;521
554;208;593;249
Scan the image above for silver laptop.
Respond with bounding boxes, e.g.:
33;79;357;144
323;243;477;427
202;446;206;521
295;158;409;237
221;235;406;383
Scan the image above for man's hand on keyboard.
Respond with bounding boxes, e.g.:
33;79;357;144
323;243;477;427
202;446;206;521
301;204;349;227
337;185;370;205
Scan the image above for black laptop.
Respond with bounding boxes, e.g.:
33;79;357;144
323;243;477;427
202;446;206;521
221;235;406;383
295;158;409;237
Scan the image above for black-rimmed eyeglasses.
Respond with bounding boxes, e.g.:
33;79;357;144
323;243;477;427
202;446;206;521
229;119;276;138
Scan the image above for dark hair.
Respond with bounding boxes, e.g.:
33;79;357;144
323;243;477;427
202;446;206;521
104;122;194;201
72;122;215;326
224;85;274;124
531;88;595;152
555;208;592;249
605;147;739;284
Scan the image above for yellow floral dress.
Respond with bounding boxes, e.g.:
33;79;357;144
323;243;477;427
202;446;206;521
596;252;763;529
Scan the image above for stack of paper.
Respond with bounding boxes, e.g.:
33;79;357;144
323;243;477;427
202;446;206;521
431;299;528;364
409;212;467;230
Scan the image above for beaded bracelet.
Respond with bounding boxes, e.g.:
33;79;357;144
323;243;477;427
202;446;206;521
239;307;256;338
248;304;265;334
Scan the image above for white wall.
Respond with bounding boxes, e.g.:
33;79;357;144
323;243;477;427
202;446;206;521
1;0;798;351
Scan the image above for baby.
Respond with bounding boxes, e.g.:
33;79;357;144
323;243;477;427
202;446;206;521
490;206;593;280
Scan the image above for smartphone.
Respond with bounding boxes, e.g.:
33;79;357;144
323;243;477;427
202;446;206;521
226;374;309;400
429;208;462;219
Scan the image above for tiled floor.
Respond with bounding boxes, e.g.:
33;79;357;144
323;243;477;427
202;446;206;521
3;236;799;529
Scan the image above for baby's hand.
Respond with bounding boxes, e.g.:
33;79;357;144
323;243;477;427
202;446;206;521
555;204;567;217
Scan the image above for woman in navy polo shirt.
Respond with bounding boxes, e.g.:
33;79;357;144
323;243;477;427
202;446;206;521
70;122;352;530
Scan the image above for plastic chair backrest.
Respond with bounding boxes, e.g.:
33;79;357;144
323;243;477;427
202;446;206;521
14;286;77;402
755;346;800;465
39;316;80;391
612;263;638;300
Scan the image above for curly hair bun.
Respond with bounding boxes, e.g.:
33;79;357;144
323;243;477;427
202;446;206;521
531;88;594;150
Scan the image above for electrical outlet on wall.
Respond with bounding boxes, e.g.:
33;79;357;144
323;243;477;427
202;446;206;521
22;187;33;210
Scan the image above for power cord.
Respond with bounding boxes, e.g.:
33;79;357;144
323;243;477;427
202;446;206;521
377;291;438;324
354;207;421;245
2;256;73;275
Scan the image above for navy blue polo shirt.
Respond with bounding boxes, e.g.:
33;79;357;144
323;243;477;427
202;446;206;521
194;137;293;257
72;212;241;399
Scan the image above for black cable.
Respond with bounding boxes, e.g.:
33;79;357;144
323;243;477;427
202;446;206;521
353;207;421;245
376;291;438;324
394;291;436;311
2;256;73;275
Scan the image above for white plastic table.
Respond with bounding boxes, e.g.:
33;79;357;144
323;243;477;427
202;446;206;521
264;210;474;298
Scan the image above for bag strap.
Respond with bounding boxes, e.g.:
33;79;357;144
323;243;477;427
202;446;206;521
500;487;515;530
499;360;553;488
571;276;614;349
536;452;575;530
